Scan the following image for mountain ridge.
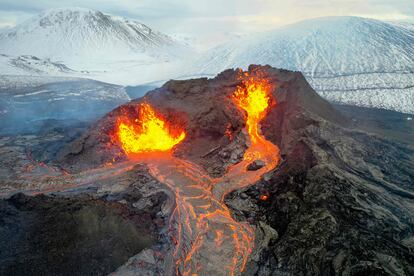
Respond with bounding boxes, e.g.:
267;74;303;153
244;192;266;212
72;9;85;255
193;16;414;76
0;7;185;64
190;16;414;113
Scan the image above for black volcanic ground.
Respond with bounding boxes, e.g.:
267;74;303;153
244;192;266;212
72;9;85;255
1;65;414;275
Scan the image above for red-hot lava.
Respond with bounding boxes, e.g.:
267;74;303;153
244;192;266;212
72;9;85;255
233;73;272;144
112;72;280;275
115;103;186;154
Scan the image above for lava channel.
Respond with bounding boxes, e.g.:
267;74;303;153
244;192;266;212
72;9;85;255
114;75;280;275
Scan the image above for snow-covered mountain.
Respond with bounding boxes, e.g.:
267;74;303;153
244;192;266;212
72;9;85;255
0;8;191;84
191;17;414;114
1;12;414;113
0;7;182;62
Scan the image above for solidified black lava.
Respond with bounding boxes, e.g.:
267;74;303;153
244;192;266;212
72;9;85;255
0;193;157;276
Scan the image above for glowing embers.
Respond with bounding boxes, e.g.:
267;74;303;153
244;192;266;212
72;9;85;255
115;103;185;155
233;73;273;143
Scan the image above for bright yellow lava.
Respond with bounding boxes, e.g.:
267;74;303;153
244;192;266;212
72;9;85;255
233;76;271;143
116;103;185;154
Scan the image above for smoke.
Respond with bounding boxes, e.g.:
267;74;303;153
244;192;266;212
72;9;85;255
0;77;132;135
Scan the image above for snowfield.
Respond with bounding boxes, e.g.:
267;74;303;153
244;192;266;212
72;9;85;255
308;72;414;114
0;54;75;77
0;9;414;114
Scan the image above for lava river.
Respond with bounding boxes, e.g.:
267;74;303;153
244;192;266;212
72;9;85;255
115;74;280;275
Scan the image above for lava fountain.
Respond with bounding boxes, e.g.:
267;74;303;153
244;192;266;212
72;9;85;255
233;74;271;144
115;103;186;154
112;74;280;275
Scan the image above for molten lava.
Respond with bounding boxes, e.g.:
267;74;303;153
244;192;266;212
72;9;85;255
233;75;271;143
116;103;185;154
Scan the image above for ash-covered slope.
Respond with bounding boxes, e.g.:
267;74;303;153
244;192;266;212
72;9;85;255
0;8;185;66
191;17;414;114
58;65;414;275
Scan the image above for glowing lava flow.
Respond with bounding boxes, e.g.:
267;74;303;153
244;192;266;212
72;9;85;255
233;76;271;143
115;77;280;275
212;74;280;202
116;103;185;154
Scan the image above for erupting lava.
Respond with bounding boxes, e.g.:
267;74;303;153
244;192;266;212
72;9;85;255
116;103;185;154
233;75;271;143
111;72;280;275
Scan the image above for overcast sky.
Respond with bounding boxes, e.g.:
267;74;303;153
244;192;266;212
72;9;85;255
1;0;413;48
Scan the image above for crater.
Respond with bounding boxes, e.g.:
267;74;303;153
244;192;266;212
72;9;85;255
0;193;155;276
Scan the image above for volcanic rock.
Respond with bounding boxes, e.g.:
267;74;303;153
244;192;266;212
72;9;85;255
0;160;173;275
0;190;161;275
3;65;414;275
247;159;266;171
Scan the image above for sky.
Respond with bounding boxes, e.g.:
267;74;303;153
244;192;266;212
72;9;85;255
1;0;413;49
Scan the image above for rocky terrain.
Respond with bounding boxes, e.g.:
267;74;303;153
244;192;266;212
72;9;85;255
0;189;159;275
1;65;414;275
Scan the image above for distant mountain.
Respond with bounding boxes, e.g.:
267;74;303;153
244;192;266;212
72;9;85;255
191;17;414;113
0;7;188;83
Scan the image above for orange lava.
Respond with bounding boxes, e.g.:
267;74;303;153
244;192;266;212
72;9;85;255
229;72;279;169
115;103;185;154
259;194;269;201
233;75;271;143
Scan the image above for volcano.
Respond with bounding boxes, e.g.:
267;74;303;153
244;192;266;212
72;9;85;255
1;65;414;275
